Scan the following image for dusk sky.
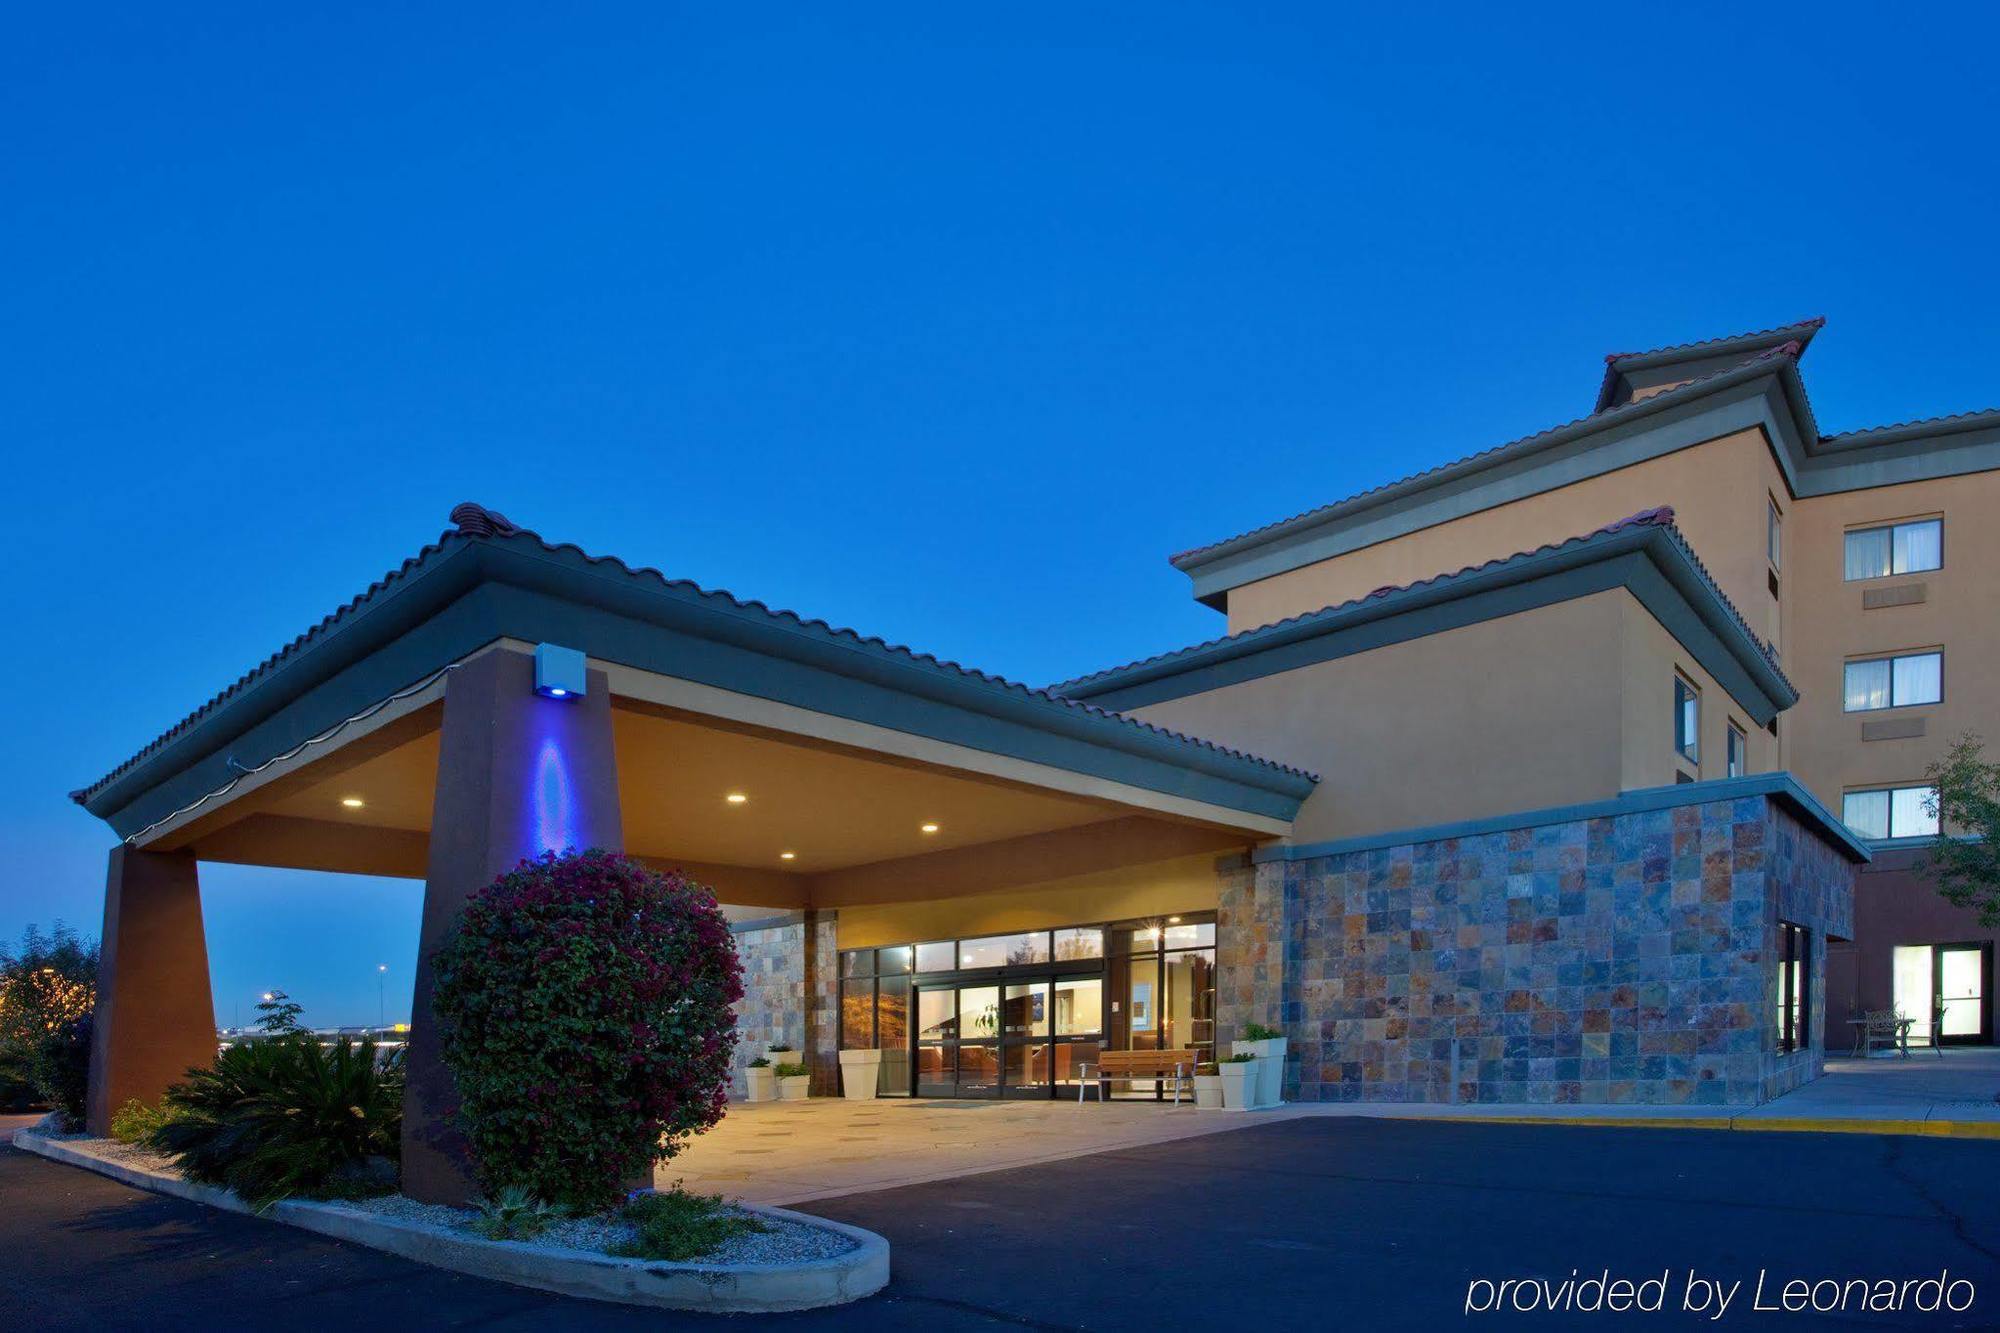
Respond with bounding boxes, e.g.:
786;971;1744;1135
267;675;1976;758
6;5;1995;1027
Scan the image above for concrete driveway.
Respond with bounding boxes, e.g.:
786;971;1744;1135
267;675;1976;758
666;1096;1304;1205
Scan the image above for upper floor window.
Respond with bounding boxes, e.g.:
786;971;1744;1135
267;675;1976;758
1841;785;1939;840
1674;675;1700;764
1843;651;1942;712
1766;499;1782;571
1726;723;1748;778
1844;518;1942;581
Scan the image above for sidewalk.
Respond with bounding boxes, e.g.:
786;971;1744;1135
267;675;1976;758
1287;1047;2000;1138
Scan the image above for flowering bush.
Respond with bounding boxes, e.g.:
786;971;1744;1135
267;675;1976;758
430;850;744;1211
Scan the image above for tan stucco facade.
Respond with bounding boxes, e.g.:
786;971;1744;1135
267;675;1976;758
1224;428;1790;656
832;851;1226;951
1123;589;1773;845
1785;468;2000;815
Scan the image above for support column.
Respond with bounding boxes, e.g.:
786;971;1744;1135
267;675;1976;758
87;847;214;1136
403;647;624;1204
801;908;839;1096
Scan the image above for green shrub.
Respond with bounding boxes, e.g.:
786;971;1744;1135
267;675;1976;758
109;1098;177;1145
747;1056;771;1068
431;850;744;1212
1240;1022;1284;1042
612;1187;765;1262
0;1045;40;1112
472;1184;561;1241
149;1036;403;1209
1221;1052;1257;1063
31;1015;92;1129
774;1062;810;1078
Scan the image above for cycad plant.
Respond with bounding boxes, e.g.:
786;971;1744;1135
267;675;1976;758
149;1036;403;1209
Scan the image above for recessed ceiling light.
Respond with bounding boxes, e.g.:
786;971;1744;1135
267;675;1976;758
726;793;749;805
920;822;940;834
780;851;796;861
340;797;365;809
1168;916;1181;923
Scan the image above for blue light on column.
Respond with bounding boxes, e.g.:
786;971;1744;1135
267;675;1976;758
534;643;586;700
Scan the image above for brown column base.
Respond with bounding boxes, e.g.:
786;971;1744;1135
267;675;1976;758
87;847;215;1136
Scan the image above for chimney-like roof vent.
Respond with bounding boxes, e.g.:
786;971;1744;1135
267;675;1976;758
449;502;519;537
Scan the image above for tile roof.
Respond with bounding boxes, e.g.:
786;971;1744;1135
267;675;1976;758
1170;340;1805;571
1062;506;1791;699
1818;406;2000;448
1599;316;1825;369
75;505;1316;806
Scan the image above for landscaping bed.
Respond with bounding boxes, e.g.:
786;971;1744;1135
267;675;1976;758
11;1121;886;1313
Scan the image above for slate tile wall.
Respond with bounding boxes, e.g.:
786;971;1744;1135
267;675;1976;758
1221;794;1856;1107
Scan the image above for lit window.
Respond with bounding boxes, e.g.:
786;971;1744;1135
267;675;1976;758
1843;652;1942;711
1727;723;1748;778
1776;921;1810;1053
1674;676;1700;764
1842;785;1939;840
1844;519;1942;581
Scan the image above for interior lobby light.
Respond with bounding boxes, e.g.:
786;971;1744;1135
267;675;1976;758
726;792;749;805
1168;916;1182;923
920;822;940;834
780;851;797;861
340;796;365;809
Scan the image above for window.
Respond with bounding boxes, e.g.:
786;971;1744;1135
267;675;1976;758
1843;651;1942;711
1766;498;1782;571
1726;723;1748;778
1673;675;1700;763
1776;921;1810;1053
1841;785;1940;840
1844;518;1942;581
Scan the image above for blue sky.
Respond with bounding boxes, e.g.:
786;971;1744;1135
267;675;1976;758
5;4;1996;1026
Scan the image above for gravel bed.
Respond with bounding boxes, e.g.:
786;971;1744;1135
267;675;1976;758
348;1193;856;1265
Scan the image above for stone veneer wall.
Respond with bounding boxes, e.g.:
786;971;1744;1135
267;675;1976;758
1219;793;1855;1107
729;910;841;1099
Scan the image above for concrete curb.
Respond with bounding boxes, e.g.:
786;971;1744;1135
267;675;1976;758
11;1129;889;1313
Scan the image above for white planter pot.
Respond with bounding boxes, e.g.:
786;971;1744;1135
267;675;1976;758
743;1066;776;1102
1232;1036;1287;1107
1192;1074;1224;1110
838;1048;883;1100
1218;1063;1255;1110
778;1075;811;1101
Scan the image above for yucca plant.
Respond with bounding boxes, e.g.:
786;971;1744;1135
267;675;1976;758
149;1036;403;1209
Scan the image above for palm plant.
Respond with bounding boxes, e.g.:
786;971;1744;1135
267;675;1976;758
149;1036;403;1209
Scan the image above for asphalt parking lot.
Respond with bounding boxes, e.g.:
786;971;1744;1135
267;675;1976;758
4;1116;1997;1330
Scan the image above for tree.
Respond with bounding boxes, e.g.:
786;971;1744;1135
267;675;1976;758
0;922;99;1050
430;849;744;1210
1924;732;2000;928
255;989;306;1035
0;923;98;1114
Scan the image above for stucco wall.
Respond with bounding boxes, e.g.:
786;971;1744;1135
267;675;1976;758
1223;792;1854;1106
1127;590;1772;846
1616;595;1777;790
1785;469;2000;816
1224;428;1788;649
832;852;1224;951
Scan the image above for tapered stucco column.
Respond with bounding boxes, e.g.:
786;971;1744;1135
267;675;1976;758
87;847;214;1137
402;647;624;1204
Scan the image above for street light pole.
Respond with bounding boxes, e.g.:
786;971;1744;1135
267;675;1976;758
378;964;387;1031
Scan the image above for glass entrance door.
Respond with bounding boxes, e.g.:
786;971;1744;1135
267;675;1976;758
915;984;1000;1097
914;978;1099;1097
1937;945;1992;1044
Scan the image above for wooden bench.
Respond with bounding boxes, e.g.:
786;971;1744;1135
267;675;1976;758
1078;1049;1197;1104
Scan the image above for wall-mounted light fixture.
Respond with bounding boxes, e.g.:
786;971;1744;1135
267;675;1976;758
534;643;586;700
